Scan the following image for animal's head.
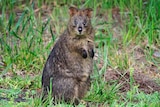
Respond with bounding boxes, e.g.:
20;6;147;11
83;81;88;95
68;6;93;37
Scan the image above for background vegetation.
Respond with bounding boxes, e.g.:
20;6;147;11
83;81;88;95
0;0;160;106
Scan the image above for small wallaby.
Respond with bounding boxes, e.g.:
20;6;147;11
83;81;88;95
42;6;94;105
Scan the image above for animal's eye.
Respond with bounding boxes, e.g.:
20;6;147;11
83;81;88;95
83;20;87;26
83;22;86;26
73;19;77;27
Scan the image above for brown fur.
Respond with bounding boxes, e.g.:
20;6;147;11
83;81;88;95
42;6;94;105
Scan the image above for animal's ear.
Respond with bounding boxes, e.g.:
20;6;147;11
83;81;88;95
84;8;93;18
69;6;78;16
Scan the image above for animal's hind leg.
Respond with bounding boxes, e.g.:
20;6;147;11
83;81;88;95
52;77;77;104
72;85;80;105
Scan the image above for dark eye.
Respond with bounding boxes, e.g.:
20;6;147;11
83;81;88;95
83;20;87;26
73;19;77;27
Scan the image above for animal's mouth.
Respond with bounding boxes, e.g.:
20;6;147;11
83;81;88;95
73;34;86;40
77;31;83;35
76;34;86;39
77;33;84;36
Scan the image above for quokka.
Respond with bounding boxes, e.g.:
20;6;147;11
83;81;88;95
42;6;94;105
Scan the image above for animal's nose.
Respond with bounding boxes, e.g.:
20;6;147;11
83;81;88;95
78;27;82;33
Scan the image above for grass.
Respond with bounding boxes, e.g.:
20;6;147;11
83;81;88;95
0;0;160;107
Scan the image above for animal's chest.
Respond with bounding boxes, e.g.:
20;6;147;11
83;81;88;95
71;52;93;74
66;37;94;73
81;57;93;74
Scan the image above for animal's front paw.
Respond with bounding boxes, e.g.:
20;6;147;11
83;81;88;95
81;49;87;58
81;72;89;81
88;48;94;58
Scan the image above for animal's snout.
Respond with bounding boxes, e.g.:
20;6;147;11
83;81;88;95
78;26;82;33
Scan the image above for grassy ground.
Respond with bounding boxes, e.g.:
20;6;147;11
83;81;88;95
0;0;160;107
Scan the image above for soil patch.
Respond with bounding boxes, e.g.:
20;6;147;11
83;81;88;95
105;69;160;94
